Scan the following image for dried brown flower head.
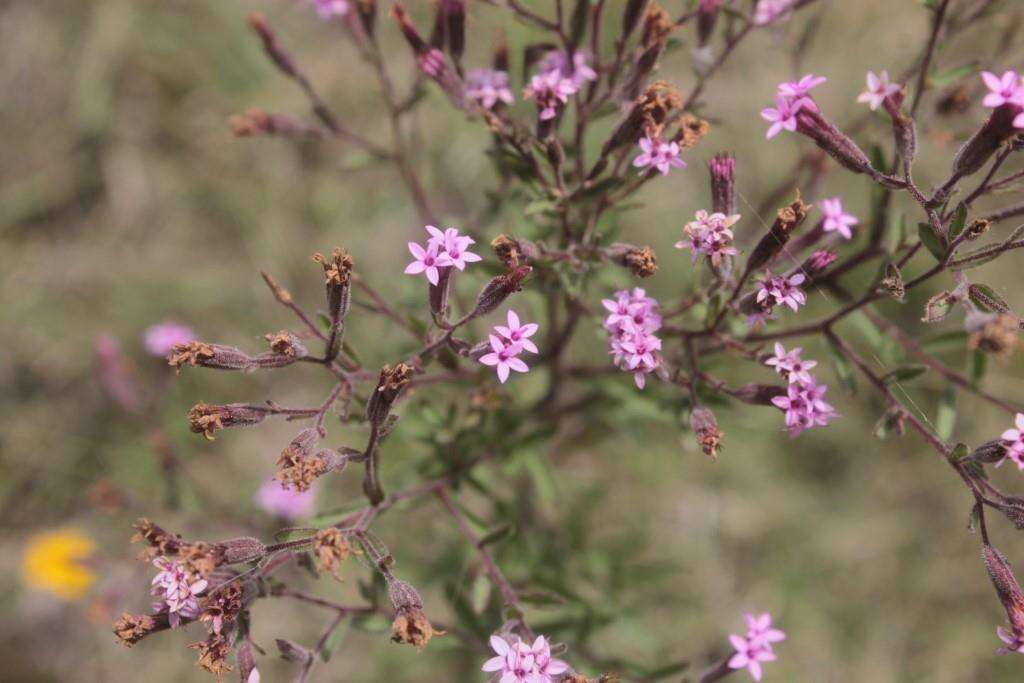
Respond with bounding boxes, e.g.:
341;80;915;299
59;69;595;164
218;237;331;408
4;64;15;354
624;246;658;278
367;363;415;426
276;430;333;492
167;341;213;369
969;314;1019;361
313;247;354;286
131;518;183;559
189;634;234;679
264;330;308;358
199;583;245;635
313;528;352;580
112;613;164;647
187;402;266;440
690;407;723;460
676;114;710;149
641;2;672;49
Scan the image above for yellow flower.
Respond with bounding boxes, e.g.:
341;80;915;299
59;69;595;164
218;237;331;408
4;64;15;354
22;529;97;601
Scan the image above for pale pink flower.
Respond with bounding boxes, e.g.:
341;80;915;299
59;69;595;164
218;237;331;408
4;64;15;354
144;322;195;357
311;0;349;20
997;626;1024;655
524;71;577;121
632;135;687;176
482;634;568;683
405;241;453;286
425;225;482;271
676;210;740;266
753;0;795;26
764;343;817;385
727;612;786;681
857;70;901;111
820;197;858;240
256;479;316;520
465;69;515;109
756;272;807;313
999;413;1024;470
807;249;837;273
772;379;836;437
538;50;598;88
761;95;804;139
494;310;539;354
151;558;206;628
777;74;826;110
479;335;528;384
418;48;446;79
981;71;1022;108
744;612;788;649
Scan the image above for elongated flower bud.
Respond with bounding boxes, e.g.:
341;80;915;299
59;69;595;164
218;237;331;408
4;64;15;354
795;108;875;177
215;537;267;565
690;406;722;459
697;0;721;47
732;383;787;406
168;341;256;373
248;14;297;77
708;153;736;216
745;193;811;275
443;0;465;64
474;265;533;317
953;104;1022;179
983;544;1024;643
621;0;648;42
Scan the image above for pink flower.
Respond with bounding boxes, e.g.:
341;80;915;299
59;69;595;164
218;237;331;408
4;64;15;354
144;322;195;357
311;0;349;20
727;612;786;681
524;71;577;121
479;335;528;384
256;479;316;520
405;241;453;286
465;69;515;109
761;95;804;139
482;634;569;683
857;70;901;111
807;249;837;273
632;135;687;176
756;272;807;313
151;558;207;628
602;289;662;389
675;210;740;266
999;413;1024;470
753;0;795;26
997;626;1024;655
777;74;826;110
771;379;836;437
820;197;858;240
981;71;1022;108
764;343;817;385
494;310;539;354
418;48;447;79
538;50;597;88
425;225;482;271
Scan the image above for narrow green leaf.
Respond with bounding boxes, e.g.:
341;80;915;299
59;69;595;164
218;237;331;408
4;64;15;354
936;385;957;440
948;203;968;241
969;350;988;386
918;222;947;261
882;365;928;385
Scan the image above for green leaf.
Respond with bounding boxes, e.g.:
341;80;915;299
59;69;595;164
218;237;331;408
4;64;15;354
524;198;558;216
919;330;969;353
969;350;987;386
936;385;957;440
479;524;513;548
318;622;347;662
968;283;1011;313
882;365;928;385
948;202;968;242
918;222;947;261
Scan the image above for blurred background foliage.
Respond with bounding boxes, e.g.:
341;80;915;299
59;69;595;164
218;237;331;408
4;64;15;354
2;0;1024;681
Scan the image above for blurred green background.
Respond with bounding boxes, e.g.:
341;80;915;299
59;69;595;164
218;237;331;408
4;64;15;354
3;0;1024;681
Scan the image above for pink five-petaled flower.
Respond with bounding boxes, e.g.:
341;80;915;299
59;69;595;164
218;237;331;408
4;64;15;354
728;612;787;681
756;272;807;313
777;74;826;110
151;558;206;628
538;50;598;89
479;335;528;384
311;0;349;20
256;479;316;520
425;225;482;271
771;379;836;437
465;68;515;109
494;310;539;354
482;634;569;683
524;71;577;121
981;71;1022;108
764;342;817;385
144;322;195;357
753;0;795;26
676;210;740;266
761;95;804;139
405;241;452;286
999;413;1024;470
820;197;858;240
632;135;687;176
857;70;901;111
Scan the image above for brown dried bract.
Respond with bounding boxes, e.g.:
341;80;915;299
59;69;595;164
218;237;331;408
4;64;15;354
188;402;225;440
199;583;244;635
313;248;354;286
391;607;445;650
276;448;330;492
264;330;303;357
167;341;213;370
313;528;352;580
112;613;159;647
131;518;183;559
624;246;658;278
677;114;710;149
641;2;673;49
189;634;234;679
969;314;1019;361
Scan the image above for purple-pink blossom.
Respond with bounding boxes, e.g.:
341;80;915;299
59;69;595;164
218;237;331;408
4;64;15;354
761;95;804;139
857;70;901;111
405;241;452;286
728;612;786;681
998;626;1024;655
465;69;515;109
537;50;597;89
479;335;529;384
602;288;662;389
406;225;479;285
764;343;817;385
482;634;569;683
777;74;826;110
151;558;206;628
753;0;795;26
632;135;687;176
311;0;349;20
756;272;807;313
820;197;858;240
256;479;316;520
807;249;837;273
144;322;195;357
675;210;740;266
998;413;1024;470
981;71;1022;108
494;310;539;354
771;379;836;437
524;71;577;121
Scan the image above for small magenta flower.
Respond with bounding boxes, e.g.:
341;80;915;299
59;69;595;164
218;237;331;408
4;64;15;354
820;197;858;240
676;210;740;266
311;0;349;20
524;71;577;121
999;413;1024;470
418;48;447;79
494;310;539;354
807;249;837;272
256;479;316;520
465;68;514;109
144;322;195;357
756;272;807;313
727;612;786;681
425;225;482;271
764;343;817;385
761;95;804;139
777;74;826;109
482;634;568;683
538;50;598;88
753;0;795;26
981;71;1022;108
479;335;528;384
857;70;901;111
771;379;836;437
633;135;687;176
151;559;206;628
405;241;453;286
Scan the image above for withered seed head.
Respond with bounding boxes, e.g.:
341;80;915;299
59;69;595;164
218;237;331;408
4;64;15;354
276;430;329;492
745;192;811;274
167;341;213;369
605;243;658;278
167;341;255;373
313;528;352;580
131;518;183;558
264;330;308;358
388;578;444;649
312;248;354;286
676;114;710;149
641;2;672;49
969;314;1019;361
189;633;234;678
187;402;266;440
367;363;415;426
112;613;164;647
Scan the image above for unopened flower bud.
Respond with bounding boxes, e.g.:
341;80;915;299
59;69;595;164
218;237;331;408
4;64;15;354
188;402;266;440
732;383;787;406
168;341;256;373
983;544;1024;640
696;0;721;47
621;0;647;42
953;104;1022;179
367;363;414;427
804;249;837;273
236;641;259;683
708;153;736;216
474;265;532;317
795;109;876;178
442;0;465;63
313;528;351;580
275;638;313;664
216;537;267;565
966;439;1009;465
248;14;297;77
690;407;722;459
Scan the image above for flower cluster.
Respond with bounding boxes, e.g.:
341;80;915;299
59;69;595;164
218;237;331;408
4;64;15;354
602;288;662;389
998;413;1024;470
478;310;538;384
405;224;481;285
151;558;207;628
482;634;569;683
756;271;807;314
761;73;826;139
537;50;597;89
465;69;515;109
727;612;786;682
857;70;901;111
980;70;1024;129
524;70;577;121
632;134;687;176
675;210;740;266
766;343;836;437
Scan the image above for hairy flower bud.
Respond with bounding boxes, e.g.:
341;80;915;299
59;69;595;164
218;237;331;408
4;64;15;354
983;544;1024;645
313;528;351;580
795;108;876;178
215;537;267;565
275;638;313;664
732;383;787;406
236;641;259;683
966;439;1010;465
187;402;267;440
167;341;256;373
474;265;532;317
621;0;648;42
690;406;722;459
953;104;1022;179
367;363;414;427
248;14;297;77
708;153;736;216
442;0;465;63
